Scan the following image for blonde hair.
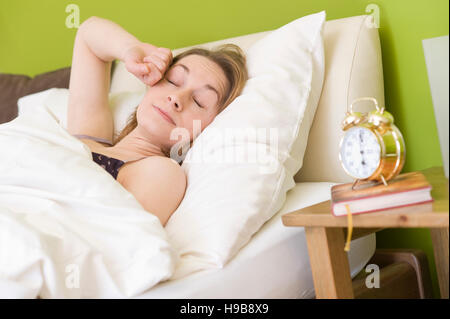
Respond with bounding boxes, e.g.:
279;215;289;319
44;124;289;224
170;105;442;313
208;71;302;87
114;43;248;145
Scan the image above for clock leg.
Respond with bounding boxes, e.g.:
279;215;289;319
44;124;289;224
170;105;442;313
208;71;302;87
351;179;360;190
380;174;388;186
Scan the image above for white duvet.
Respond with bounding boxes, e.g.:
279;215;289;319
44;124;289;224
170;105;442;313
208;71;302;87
0;106;176;298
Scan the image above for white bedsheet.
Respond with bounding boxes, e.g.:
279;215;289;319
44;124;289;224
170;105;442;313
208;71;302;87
0;105;375;299
137;183;376;299
0;106;176;298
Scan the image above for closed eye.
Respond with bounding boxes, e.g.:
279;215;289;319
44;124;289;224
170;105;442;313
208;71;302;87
194;100;204;108
167;79;178;86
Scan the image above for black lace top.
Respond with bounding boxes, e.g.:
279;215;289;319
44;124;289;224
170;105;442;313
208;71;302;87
72;134;143;180
91;152;125;179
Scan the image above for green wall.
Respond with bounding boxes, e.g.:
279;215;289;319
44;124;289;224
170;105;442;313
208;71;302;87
1;0;448;297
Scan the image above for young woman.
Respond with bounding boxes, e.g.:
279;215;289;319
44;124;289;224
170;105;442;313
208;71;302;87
67;16;248;226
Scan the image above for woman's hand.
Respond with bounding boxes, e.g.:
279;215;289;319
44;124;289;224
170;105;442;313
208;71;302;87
122;43;173;86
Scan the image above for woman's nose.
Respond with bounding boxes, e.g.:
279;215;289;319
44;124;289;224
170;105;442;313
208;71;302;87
168;87;192;111
167;94;183;111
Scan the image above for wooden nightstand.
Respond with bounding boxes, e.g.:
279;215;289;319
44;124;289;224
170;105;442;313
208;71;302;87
281;166;449;299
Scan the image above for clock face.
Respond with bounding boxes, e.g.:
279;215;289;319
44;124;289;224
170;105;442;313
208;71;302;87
340;126;381;179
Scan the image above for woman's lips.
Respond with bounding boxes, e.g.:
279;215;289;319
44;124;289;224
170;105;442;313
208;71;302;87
153;105;176;125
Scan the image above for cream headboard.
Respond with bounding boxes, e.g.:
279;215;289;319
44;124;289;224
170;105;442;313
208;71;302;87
296;15;384;183
110;15;385;183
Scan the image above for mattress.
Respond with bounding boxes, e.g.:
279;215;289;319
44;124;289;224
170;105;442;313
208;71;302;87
137;182;376;299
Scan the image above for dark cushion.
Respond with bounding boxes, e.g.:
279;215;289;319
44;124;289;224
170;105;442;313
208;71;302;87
0;67;71;124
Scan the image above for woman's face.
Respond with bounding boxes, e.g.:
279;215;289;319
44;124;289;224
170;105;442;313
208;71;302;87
137;54;229;153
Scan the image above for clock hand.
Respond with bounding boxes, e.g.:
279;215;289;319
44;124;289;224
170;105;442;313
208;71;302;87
359;130;365;164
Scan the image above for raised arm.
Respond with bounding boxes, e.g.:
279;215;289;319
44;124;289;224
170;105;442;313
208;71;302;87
67;16;171;141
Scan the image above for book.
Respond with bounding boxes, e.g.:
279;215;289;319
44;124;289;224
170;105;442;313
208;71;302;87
331;171;434;216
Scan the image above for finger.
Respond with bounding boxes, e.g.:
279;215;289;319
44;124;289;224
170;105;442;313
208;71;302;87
144;55;166;72
155;48;173;62
145;62;163;85
144;73;161;87
156;47;173;61
143;74;151;85
142;63;151;73
126;61;149;76
143;54;169;71
144;51;171;66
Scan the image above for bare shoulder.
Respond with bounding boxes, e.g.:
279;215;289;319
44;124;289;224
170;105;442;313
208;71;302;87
136;156;186;185
120;156;187;226
142;156;184;172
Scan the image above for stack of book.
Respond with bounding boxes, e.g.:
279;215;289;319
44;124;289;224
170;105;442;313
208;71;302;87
331;171;434;216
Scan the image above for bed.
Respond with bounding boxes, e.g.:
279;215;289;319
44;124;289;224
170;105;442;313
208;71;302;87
0;13;382;298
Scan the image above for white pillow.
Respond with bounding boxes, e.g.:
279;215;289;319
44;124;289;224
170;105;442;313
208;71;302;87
166;11;326;279
17;89;55;118
18;88;144;140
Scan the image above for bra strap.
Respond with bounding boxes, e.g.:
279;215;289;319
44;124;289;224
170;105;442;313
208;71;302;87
73;134;113;146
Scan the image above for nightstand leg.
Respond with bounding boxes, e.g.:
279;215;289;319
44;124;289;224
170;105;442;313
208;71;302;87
304;227;354;299
430;227;449;299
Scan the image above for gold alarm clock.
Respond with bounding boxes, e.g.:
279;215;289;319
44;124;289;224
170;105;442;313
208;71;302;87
339;97;406;189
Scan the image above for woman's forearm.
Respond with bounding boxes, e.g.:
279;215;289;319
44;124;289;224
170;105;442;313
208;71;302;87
78;16;155;62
